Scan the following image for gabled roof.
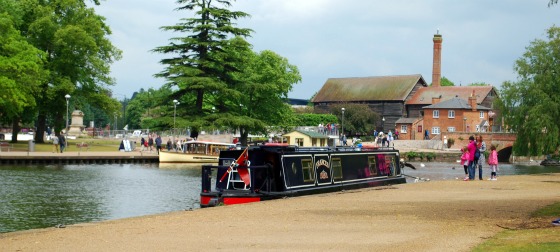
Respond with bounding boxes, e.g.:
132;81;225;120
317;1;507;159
312;74;427;103
406;86;495;105
423;96;491;110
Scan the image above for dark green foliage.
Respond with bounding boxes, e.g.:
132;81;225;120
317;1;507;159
293;113;338;127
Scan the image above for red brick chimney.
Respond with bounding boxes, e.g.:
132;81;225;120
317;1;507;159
432;31;442;87
469;90;477;111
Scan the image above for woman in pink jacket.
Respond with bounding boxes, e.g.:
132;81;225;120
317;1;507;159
466;136;477;181
487;145;499;180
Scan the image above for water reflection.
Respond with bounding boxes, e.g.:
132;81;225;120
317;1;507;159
0;164;202;233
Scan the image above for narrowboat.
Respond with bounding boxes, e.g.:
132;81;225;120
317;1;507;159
200;144;410;207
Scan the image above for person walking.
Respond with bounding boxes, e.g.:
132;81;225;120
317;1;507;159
487;145;499;180
460;146;470;181
148;135;154;152
58;132;66;153
466;136;477;181
140;137;146;152
475;135;487;180
155;135;162;154
52;135;59;153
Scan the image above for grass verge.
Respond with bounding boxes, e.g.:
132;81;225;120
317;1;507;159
473;202;560;251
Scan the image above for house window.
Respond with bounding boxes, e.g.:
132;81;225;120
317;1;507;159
448;110;455;118
447;127;456;132
296;138;304;146
432;127;441;135
433;110;439;118
479;111;484;118
418;125;423;133
400;125;408;134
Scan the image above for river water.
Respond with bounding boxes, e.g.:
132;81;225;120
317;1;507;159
1;162;558;233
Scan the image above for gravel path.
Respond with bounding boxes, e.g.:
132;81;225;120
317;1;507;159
2;173;560;251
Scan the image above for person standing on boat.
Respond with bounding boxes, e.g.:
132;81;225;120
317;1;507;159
466;136;477;181
155;135;162;154
166;138;172;151
475;135;487;181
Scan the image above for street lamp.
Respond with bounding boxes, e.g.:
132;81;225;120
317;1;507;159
173;99;179;132
382;117;385;132
114;112;117;133
341;107;345;141
65;94;70;148
463;117;467;132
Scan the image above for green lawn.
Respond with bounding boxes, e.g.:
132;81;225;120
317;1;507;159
473;202;560;251
5;138;128;152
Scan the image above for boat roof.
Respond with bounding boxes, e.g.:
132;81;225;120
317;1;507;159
184;140;235;146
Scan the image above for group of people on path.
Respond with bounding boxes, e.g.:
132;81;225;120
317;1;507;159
373;130;397;147
139;134;163;154
460;135;499;181
51;132;66;153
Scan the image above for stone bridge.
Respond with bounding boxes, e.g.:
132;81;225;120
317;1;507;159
441;132;517;162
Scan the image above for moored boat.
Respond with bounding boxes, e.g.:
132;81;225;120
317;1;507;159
200;144;410;207
159;140;235;163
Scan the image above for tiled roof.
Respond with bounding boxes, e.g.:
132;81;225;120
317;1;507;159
312;74;427;102
423;96;491;110
406;86;495;105
395;117;421;124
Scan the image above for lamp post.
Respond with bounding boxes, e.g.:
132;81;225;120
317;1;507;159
341;108;345;137
65;94;70;148
173;99;179;133
114;112;117;135
463;117;467;132
382;117;385;132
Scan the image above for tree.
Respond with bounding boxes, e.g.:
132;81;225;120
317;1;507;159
153;0;252;138
440;76;455;86
549;0;558;7
217;49;301;145
329;103;379;136
0;11;48;142
469;82;490;86
498;26;560;156
19;0;122;142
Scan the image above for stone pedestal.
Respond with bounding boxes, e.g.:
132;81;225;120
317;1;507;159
67;110;86;136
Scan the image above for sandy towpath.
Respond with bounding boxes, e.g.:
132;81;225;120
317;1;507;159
2;174;560;252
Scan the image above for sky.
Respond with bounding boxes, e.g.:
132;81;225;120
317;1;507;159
93;0;560;100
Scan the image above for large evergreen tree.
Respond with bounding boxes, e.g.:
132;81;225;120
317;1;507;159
153;0;252;138
498;26;560;156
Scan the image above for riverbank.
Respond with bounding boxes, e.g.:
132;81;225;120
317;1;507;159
2;173;559;251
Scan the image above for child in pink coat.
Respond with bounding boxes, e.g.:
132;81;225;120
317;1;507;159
460;146;469;181
487;145;499;180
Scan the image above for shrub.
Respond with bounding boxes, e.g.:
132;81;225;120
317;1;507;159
447;138;455;148
418;152;425;161
426;152;436;161
405;151;418;161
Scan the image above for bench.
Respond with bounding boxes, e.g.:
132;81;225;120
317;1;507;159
76;142;90;151
0;142;12;152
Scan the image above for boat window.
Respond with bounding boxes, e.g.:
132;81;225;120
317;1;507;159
386;155;397;176
302;159;314;182
368;156;377;176
331;158;342;179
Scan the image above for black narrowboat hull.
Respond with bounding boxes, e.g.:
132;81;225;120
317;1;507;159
200;145;407;207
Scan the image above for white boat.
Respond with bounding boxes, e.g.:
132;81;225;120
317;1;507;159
158;140;236;163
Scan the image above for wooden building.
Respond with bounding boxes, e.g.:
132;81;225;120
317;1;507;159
311;74;428;131
282;130;331;147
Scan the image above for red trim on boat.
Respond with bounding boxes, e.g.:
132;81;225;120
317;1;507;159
223;197;261;205
200;196;212;205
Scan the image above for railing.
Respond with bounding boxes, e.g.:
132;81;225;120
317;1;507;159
201;163;274;195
